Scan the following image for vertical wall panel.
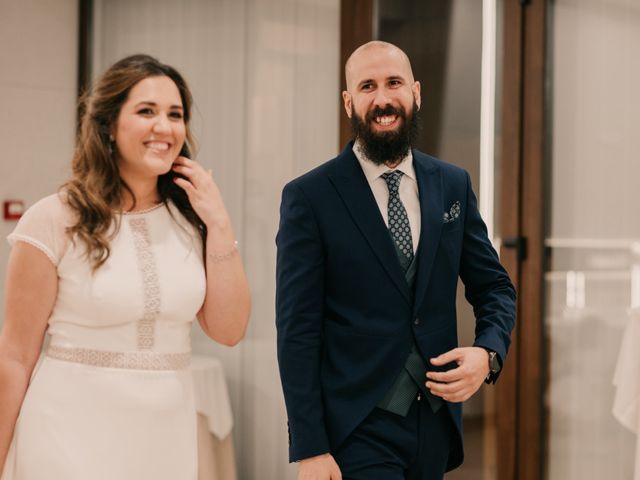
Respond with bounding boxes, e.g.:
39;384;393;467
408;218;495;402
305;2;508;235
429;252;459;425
92;1;339;478
242;1;339;477
0;0;78;327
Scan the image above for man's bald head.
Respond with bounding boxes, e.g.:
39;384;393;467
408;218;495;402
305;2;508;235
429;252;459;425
344;41;415;92
341;41;421;166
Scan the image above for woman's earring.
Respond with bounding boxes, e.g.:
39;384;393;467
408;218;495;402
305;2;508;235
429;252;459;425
108;134;115;155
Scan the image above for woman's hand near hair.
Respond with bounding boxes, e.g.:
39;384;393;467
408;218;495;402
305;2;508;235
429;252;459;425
171;156;230;229
0;244;57;474
172;156;251;346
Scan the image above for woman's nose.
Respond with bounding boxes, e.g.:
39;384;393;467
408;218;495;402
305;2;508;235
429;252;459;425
152;114;171;134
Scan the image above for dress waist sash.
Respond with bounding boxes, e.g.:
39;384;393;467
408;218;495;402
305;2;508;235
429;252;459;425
46;344;191;371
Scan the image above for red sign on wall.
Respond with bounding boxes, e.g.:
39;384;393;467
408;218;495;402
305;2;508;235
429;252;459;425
4;200;24;221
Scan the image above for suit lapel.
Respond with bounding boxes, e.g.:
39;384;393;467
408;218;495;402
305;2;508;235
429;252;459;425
328;146;411;305
413;152;443;312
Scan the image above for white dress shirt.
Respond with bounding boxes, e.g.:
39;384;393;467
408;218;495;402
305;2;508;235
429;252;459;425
353;141;421;253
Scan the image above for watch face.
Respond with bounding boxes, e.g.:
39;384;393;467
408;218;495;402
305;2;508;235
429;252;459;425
489;352;501;373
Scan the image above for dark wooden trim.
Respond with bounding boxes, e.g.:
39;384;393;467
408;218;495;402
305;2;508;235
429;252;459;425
498;1;547;479
517;1;546;478
496;1;525;478
339;0;374;149
77;0;93;98
77;0;93;134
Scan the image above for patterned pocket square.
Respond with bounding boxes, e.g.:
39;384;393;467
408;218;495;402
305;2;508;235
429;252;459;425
443;201;461;223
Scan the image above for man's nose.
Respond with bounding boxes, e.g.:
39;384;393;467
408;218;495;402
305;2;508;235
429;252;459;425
372;87;392;108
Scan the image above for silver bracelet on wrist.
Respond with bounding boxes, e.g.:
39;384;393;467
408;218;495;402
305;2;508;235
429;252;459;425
208;240;239;264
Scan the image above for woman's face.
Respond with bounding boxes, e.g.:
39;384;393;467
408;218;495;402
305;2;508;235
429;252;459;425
113;75;186;183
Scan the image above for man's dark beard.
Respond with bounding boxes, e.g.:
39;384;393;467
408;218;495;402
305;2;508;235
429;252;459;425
350;100;419;165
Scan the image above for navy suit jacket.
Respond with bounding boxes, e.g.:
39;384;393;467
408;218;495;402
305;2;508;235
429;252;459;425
276;143;516;467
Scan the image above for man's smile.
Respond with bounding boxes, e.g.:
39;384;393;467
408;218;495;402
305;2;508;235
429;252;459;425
374;114;398;127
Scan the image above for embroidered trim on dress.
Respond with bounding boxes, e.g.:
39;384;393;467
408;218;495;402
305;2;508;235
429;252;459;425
121;203;165;215
7;234;59;265
129;218;161;350
47;345;191;370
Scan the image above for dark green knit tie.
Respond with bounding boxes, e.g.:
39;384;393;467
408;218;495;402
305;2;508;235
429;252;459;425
382;171;413;272
377;170;443;416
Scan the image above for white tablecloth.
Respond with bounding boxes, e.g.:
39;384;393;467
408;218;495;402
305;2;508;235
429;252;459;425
192;355;234;439
613;311;640;480
192;355;236;480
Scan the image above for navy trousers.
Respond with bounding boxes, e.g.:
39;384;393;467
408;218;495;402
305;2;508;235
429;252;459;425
333;396;455;480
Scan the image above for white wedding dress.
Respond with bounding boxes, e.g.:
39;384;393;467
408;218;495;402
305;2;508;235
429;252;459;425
1;193;206;480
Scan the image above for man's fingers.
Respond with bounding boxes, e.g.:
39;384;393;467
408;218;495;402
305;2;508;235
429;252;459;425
331;456;342;479
430;347;462;366
427;378;463;395
298;453;341;480
427;378;475;402
426;367;462;383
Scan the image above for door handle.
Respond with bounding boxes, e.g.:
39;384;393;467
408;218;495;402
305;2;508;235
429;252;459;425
503;236;527;261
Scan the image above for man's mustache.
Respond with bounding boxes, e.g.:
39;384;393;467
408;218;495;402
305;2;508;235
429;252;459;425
365;105;406;123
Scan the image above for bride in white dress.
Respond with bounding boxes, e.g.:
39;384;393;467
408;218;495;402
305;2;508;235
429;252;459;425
0;55;251;480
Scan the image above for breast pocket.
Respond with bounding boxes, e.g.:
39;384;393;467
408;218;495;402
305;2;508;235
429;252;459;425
441;218;462;234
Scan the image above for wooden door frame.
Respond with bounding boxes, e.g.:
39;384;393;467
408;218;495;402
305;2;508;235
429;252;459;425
77;0;93;134
500;1;546;479
78;0;93;97
339;0;374;147
340;1;548;478
496;1;525;476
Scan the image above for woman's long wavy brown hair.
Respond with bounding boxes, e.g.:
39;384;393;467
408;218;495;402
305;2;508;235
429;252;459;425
63;54;205;270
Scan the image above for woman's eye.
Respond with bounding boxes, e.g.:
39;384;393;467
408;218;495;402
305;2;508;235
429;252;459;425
137;108;154;115
169;111;184;120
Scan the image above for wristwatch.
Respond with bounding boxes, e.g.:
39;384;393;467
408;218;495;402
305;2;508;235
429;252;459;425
480;348;501;383
487;350;501;375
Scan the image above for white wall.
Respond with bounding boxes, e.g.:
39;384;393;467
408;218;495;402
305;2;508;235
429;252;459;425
92;1;339;478
0;0;78;325
550;0;640;242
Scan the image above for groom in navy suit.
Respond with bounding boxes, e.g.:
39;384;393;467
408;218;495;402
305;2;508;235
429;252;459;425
276;41;516;479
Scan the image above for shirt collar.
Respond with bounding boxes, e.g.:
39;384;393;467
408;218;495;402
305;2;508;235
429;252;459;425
353;140;416;184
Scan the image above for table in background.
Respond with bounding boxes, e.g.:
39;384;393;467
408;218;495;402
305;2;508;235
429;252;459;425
192;354;237;480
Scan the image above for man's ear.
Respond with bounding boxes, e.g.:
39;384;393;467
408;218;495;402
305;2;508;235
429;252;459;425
342;91;352;118
412;81;421;110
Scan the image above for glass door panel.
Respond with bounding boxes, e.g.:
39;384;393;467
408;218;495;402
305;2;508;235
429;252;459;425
545;1;640;478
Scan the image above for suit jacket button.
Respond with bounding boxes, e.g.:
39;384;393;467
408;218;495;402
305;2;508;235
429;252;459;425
414;317;420;325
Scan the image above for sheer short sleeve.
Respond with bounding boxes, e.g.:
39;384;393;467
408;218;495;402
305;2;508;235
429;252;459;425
7;193;74;266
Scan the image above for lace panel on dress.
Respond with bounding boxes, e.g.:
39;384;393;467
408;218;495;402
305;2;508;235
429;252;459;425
128;218;161;350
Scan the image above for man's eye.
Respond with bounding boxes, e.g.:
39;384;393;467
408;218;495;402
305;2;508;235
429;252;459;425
361;84;373;91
